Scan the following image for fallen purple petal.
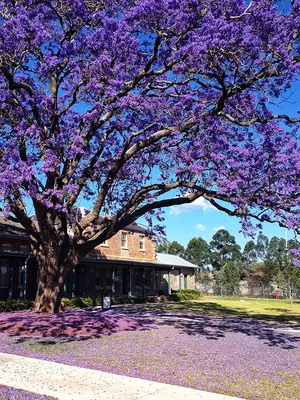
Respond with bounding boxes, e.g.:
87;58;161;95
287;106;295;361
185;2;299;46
0;307;299;400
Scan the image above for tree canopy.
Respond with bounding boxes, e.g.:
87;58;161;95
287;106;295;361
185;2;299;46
210;229;242;270
185;237;210;267
0;0;299;312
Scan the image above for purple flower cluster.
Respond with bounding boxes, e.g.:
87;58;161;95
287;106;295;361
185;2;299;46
0;307;299;400
0;0;299;248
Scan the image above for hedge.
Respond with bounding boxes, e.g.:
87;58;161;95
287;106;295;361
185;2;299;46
0;299;33;312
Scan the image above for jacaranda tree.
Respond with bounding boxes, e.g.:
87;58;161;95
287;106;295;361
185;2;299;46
0;0;299;312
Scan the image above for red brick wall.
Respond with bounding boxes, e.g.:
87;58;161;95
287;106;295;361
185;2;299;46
0;230;156;263
88;231;156;263
164;268;195;291
0;237;30;253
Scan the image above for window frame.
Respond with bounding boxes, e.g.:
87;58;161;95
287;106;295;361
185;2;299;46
1;244;12;252
0;259;10;288
121;232;128;249
20;245;29;254
139;235;145;251
134;269;143;288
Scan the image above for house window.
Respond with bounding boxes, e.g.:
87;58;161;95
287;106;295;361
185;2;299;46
134;269;143;287
139;235;145;251
0;259;9;287
159;271;166;283
100;240;109;247
20;246;29;254
144;269;152;287
95;269;103;288
184;275;188;289
121;232;128;248
1;244;12;252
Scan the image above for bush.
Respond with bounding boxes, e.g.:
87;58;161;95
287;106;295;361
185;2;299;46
61;297;95;309
168;289;202;301
0;299;33;312
61;291;202;309
112;295;167;305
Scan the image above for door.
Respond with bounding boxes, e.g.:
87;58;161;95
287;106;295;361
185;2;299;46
184;275;188;289
122;268;128;296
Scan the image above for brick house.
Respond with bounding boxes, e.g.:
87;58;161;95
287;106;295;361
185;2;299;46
0;215;198;301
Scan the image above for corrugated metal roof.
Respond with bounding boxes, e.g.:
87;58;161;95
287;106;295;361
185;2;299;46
156;253;199;269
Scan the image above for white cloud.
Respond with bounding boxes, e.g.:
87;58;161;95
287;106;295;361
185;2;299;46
196;223;206;231
169;197;217;215
213;226;226;232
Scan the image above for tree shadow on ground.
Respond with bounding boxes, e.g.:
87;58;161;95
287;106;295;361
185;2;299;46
1;302;300;350
118;301;300;324
0;309;153;343
113;302;300;349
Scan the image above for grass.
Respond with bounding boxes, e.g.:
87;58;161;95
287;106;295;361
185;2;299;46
127;296;300;324
196;297;300;323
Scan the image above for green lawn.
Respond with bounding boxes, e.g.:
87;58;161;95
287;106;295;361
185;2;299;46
199;297;300;323
135;297;300;324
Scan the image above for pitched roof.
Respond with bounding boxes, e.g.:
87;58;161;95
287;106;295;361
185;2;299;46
0;214;147;237
156;253;199;269
0;216;27;237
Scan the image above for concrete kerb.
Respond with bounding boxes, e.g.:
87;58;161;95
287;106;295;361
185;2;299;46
0;352;244;400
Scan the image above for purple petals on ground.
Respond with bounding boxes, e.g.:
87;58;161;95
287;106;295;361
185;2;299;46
0;385;57;400
0;307;299;399
0;309;149;338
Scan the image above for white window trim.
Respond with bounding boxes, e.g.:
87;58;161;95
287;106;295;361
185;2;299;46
1;244;12;252
121;232;128;249
139;235;145;251
20;245;29;254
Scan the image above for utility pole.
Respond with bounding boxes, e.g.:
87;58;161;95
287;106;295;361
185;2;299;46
285;229;293;311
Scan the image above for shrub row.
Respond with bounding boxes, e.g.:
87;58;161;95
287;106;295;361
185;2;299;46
61;297;96;308
0;299;33;312
0;290;202;312
169;289;203;301
61;290;202;308
111;295;169;305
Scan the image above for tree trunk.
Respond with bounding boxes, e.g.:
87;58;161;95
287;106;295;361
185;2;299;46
31;266;64;313
31;245;78;313
31;273;62;314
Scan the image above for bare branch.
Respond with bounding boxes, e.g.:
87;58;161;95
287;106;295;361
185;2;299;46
218;111;300;126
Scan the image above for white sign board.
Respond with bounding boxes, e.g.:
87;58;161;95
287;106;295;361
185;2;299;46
103;295;111;309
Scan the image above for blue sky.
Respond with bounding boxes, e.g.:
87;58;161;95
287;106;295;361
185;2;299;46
146;77;300;250
158;199;288;250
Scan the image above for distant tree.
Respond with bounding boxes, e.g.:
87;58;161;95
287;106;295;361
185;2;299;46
156;239;169;254
168;241;185;257
243;240;257;264
262;259;280;285
244;260;278;297
195;271;214;295
156;240;185;257
209;229;242;271
223;262;241;294
256;233;269;261
287;239;300;252
268;237;286;269
185;237;210;268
